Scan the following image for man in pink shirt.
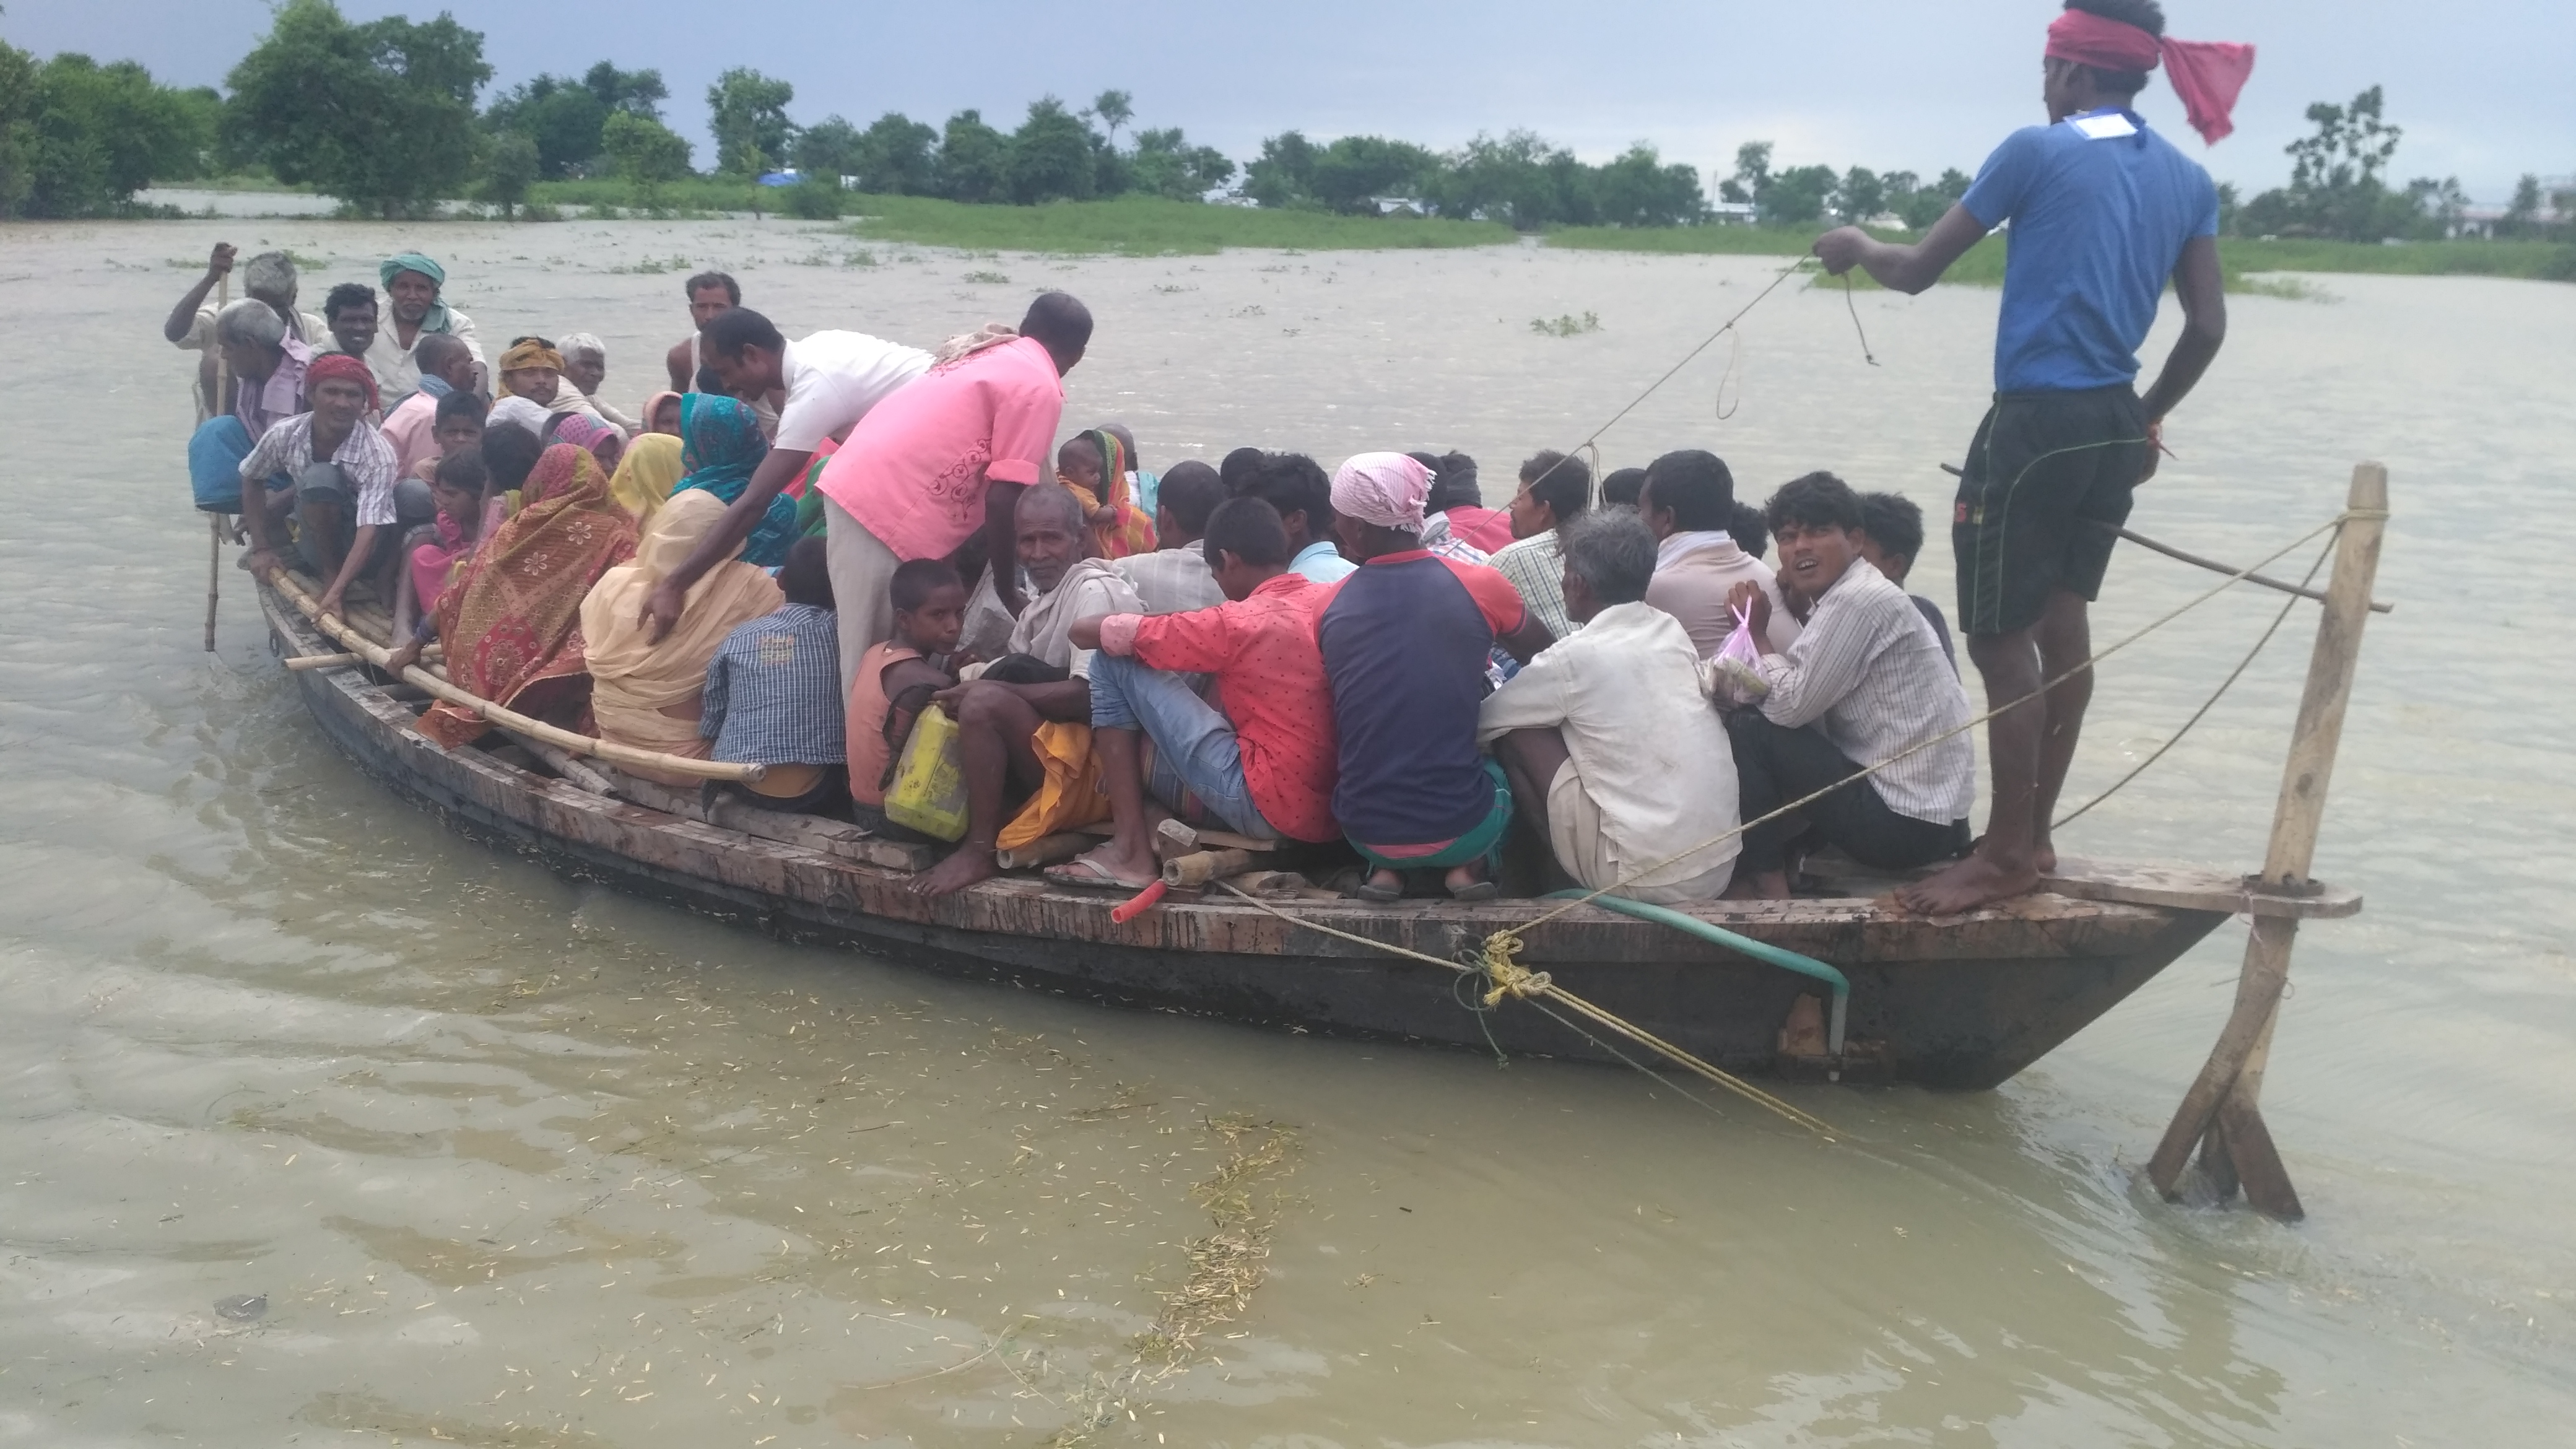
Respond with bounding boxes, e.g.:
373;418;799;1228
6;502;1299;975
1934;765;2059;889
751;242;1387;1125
812;292;1092;700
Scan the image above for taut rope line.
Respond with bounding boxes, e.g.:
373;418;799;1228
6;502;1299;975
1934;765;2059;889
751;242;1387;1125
1209;880;1841;1138
1201;508;2361;1134
1497;509;2356;943
1521;253;1830;494
2051;528;2337;830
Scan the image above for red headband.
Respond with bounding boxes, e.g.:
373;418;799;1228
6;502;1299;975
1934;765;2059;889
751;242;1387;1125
2045;9;2255;145
307;352;380;412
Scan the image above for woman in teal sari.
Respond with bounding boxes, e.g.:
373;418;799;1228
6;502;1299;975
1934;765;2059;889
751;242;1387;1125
675;394;800;567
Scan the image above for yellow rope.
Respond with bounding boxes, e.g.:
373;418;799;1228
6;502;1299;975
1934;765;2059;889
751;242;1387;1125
1492;508;2359;947
1211;882;1839;1138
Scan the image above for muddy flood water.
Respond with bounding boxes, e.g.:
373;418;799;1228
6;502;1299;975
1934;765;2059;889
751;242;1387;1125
1;217;2569;1447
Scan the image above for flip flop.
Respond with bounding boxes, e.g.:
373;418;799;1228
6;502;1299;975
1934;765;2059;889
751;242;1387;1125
1447;877;1500;903
1355;874;1404;903
1045;855;1158;892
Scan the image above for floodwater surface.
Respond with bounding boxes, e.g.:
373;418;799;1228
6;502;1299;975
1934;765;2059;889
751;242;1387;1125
1;218;2569;1447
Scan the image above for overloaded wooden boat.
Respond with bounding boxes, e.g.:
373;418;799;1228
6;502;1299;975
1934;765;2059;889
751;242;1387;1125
255;575;2361;1092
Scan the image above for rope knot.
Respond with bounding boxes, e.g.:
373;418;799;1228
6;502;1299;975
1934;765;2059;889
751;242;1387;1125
1478;932;1552;1007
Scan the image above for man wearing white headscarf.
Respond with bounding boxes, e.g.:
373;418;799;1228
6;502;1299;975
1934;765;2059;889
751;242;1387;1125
1314;453;1555;902
559;332;642;436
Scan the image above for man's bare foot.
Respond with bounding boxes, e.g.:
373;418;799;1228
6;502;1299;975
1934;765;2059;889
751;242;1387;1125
910;841;1002;899
2032;835;2058;875
1894;850;2039;915
1721;869;1791;901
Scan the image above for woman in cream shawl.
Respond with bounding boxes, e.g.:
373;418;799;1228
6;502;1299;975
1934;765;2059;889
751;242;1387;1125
578;489;782;784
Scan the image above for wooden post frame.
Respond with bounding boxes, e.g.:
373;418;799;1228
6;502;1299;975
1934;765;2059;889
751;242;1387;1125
2147;463;2390;1218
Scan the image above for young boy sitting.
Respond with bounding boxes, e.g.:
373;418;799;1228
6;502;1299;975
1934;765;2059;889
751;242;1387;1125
846;558;970;836
1115;459;1226;616
411;389;486;483
1055;497;1342;888
1856;490;1957;671
702;536;848;814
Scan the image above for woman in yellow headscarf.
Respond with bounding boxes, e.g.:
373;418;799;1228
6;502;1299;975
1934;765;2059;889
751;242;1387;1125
606;432;684;524
578;489;783;785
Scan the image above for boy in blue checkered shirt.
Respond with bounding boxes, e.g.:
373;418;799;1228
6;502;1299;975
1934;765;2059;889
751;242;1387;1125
702;537;847;812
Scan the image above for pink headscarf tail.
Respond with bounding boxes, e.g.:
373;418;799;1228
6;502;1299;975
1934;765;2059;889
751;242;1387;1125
2044;9;2255;146
2157;40;2256;145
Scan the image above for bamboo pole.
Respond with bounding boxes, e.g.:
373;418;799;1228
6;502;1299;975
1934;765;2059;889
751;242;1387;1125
266;572;765;785
285;645;443;671
204;273;230;652
2147;463;2388;1218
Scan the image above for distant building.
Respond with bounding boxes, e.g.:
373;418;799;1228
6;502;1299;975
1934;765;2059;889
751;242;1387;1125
1708;201;1756;226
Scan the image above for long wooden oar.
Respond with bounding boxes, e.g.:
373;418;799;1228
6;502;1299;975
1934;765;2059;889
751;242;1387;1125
266;572;765;785
204;272;230;652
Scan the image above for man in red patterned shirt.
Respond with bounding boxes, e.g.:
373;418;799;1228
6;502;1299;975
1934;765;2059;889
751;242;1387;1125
1059;497;1342;889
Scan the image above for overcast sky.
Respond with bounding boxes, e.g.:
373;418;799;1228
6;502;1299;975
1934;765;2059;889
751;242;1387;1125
9;0;2565;201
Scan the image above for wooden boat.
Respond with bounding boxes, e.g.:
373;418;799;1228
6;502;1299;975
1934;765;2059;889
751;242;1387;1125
254;577;2359;1092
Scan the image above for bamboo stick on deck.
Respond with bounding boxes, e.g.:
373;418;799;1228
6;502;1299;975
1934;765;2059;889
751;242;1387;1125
266;572;765;785
2147;463;2389;1219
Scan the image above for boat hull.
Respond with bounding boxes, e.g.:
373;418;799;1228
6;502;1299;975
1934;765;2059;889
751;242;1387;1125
261;591;2224;1090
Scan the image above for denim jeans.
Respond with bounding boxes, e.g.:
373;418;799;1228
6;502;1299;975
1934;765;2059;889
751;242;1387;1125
1086;651;1276;840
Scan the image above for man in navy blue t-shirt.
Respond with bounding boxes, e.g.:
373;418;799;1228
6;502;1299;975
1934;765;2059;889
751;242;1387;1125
1315;453;1554;901
1812;0;2242;914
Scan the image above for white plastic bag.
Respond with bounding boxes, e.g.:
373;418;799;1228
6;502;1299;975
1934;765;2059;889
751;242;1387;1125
1707;602;1770;708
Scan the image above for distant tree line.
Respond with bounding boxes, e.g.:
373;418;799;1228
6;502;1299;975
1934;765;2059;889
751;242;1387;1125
0;46;220;218
2235;85;2570;242
5;2;2567;245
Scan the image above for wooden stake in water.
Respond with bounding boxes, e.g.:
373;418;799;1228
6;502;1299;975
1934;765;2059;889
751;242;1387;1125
2147;461;2389;1219
203;273;231;652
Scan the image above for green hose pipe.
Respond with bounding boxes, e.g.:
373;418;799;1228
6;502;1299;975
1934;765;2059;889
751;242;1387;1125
1542;890;1850;1055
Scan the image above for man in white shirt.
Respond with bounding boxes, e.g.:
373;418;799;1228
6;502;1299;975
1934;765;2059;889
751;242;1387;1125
911;486;1142;899
165;245;328;420
1479;508;1740;903
643;307;931;642
1115;461;1227;616
1721;472;1976;900
368;253;485;409
559;332;642;435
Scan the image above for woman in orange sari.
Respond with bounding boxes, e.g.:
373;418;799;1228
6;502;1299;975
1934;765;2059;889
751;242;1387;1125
407;443;640;749
1053;427;1155;560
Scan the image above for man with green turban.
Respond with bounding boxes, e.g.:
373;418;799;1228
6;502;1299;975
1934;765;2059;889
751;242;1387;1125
366;251;485;409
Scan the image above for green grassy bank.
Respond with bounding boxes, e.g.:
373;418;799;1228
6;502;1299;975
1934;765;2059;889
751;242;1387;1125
521;183;1516;253
223;176;2576;281
843;193;1513;255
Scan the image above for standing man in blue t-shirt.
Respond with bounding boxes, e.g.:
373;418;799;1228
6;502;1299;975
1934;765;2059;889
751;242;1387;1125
1812;0;2250;915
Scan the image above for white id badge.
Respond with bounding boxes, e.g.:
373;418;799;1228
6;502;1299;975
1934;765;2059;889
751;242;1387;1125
2070;111;2141;141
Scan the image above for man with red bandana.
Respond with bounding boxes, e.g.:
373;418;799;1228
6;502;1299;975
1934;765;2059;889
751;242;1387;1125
1811;0;2251;915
